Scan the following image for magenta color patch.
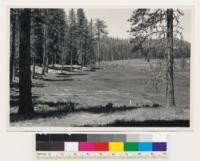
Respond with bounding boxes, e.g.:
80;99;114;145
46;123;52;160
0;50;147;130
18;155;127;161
79;142;94;151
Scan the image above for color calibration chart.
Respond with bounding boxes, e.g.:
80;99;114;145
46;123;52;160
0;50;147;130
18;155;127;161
35;133;167;160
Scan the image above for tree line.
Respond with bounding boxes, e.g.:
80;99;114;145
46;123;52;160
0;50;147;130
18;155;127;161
100;37;190;61
10;8;109;83
129;38;190;60
10;9;190;83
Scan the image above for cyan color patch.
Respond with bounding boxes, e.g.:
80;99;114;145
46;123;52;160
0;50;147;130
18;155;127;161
138;142;152;151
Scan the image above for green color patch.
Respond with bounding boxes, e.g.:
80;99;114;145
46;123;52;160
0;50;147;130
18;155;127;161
124;142;138;151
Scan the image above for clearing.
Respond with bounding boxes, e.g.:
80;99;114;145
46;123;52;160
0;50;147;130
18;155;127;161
10;59;190;127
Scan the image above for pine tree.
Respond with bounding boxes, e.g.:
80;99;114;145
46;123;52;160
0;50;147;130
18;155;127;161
31;9;46;77
76;8;87;69
57;10;68;73
68;9;77;71
18;9;34;114
128;9;184;107
10;9;18;83
87;19;95;65
41;9;48;75
94;19;108;66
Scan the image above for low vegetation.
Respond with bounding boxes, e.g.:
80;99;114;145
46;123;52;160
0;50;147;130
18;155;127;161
10;59;190;127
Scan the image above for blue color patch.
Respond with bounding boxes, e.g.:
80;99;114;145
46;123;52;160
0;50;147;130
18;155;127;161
138;142;152;151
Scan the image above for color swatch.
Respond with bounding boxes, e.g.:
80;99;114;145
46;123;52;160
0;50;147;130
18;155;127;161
36;134;167;152
109;142;124;151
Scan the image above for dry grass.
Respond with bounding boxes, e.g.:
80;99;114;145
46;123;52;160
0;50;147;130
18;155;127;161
10;59;190;127
10;106;189;127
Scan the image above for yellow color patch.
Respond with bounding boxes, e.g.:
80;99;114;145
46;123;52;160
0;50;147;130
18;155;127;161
109;142;124;151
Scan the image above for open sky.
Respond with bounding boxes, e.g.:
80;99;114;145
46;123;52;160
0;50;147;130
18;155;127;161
64;8;191;42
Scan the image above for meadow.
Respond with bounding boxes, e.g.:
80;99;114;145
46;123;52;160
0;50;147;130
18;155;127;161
10;59;190;127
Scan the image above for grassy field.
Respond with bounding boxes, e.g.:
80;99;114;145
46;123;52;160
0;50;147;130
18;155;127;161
10;59;190;127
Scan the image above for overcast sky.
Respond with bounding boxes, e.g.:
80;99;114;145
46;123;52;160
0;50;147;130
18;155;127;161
65;8;191;42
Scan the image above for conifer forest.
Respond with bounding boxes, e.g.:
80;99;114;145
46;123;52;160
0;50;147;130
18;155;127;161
10;8;190;127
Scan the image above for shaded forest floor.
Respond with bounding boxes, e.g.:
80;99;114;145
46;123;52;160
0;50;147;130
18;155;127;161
10;59;190;127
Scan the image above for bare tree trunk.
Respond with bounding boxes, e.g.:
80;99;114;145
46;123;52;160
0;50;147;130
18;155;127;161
52;54;55;67
70;51;73;71
45;55;49;73
166;9;175;107
61;61;63;73
18;9;34;114
10;11;16;83
32;55;36;78
80;44;83;71
12;60;16;81
97;41;100;66
54;54;57;67
61;45;65;73
42;23;46;75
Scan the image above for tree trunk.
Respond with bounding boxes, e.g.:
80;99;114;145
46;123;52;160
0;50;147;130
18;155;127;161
61;46;64;73
32;55;36;79
70;51;73;71
12;60;16;81
97;40;100;66
18;9;34;114
52;54;55;67
61;53;64;73
10;11;16;83
166;9;175;107
55;54;57;65
45;55;49;73
42;22;46;75
61;61;63;73
80;44;83;71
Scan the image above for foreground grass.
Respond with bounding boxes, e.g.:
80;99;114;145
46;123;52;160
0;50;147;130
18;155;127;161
10;105;189;127
10;59;190;127
103;120;189;127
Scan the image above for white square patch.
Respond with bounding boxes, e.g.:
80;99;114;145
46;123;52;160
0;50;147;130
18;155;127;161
64;142;79;151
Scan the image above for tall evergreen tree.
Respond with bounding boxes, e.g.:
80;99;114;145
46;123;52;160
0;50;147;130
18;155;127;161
18;9;34;114
31;9;46;78
47;9;66;70
41;9;48;75
94;19;108;65
10;9;17;83
57;10;68;72
68;9;77;70
76;8;86;69
87;19;96;65
166;9;175;106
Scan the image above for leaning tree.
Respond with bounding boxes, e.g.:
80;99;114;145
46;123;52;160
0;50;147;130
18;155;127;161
128;9;184;107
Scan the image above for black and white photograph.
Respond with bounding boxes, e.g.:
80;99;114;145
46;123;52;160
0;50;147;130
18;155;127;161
9;7;191;128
